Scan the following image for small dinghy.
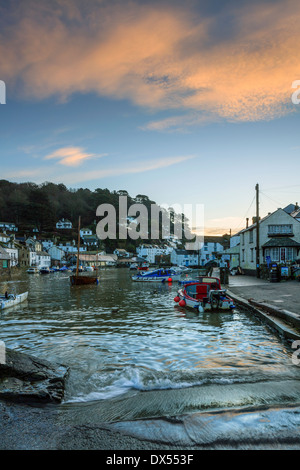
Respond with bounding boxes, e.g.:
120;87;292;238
0;291;28;310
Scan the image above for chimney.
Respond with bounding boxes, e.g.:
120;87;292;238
246;218;249;228
296;202;299;210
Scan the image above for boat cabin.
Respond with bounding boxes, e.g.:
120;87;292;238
184;277;222;300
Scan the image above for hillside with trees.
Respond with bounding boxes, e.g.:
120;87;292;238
0;180;192;251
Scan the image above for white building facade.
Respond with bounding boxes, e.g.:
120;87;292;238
239;208;300;274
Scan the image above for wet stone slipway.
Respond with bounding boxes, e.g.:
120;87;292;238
1;269;300;449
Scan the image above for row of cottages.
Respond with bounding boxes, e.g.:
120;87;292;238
170;236;229;267
78;253;117;268
0;234;51;269
0;222;18;232
136;244;173;264
227;204;300;275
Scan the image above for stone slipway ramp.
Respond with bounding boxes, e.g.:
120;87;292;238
109;404;300;449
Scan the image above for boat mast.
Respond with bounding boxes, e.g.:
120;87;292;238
76;216;81;277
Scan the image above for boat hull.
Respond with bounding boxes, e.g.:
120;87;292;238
132;275;181;282
70;275;99;285
0;292;28;310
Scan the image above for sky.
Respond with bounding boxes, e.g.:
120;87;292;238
0;0;300;236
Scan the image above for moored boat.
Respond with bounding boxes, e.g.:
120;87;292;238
70;216;99;286
132;268;181;282
174;276;235;312
0;291;28;309
39;267;51;274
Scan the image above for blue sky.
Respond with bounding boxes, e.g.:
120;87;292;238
0;0;300;235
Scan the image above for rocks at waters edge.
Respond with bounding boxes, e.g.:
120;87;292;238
0;348;69;403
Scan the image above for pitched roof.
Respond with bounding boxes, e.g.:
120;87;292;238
262;237;300;248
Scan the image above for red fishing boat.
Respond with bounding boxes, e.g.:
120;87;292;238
174;277;235;313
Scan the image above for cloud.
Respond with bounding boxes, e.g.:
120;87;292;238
2;152;194;185
1;0;300;124
44;146;107;166
59;154;195;184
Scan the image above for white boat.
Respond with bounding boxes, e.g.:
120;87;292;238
85;266;94;272
0;292;28;310
129;263;138;270
132;268;181;282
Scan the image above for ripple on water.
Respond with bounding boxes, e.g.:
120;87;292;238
1;269;300;420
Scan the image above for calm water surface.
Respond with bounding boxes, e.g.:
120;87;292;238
1;269;300;425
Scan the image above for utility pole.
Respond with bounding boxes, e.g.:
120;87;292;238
255;183;260;278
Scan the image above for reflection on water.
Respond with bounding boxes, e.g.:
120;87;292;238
1;269;300;424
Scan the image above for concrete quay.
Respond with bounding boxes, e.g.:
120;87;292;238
224;273;300;342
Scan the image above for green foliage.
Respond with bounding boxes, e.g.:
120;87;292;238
0;180;191;251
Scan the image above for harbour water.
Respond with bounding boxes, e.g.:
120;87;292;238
1;268;300;447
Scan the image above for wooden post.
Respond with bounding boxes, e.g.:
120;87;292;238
76;216;81;277
256;184;260;278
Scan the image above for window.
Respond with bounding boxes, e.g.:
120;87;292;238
268;224;293;235
2;260;8;268
271;247;279;261
287;247;294;260
242;249;245;262
249;230;253;243
250;248;254;262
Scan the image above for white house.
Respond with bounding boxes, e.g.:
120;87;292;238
48;246;66;263
239;207;300;274
35;251;51;269
5;247;18;267
80;228;93;237
59;242;87;253
0;233;11;244
171;249;199;266
114;248;130;258
198;236;229;266
56;218;72;229
81;234;99;248
42;239;54;251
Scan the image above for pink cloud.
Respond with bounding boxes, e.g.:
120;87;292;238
1;0;300;123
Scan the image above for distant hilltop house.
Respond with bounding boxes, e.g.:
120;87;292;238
0;222;18;232
113;248;130;258
56;218;72;230
80;228;93;237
